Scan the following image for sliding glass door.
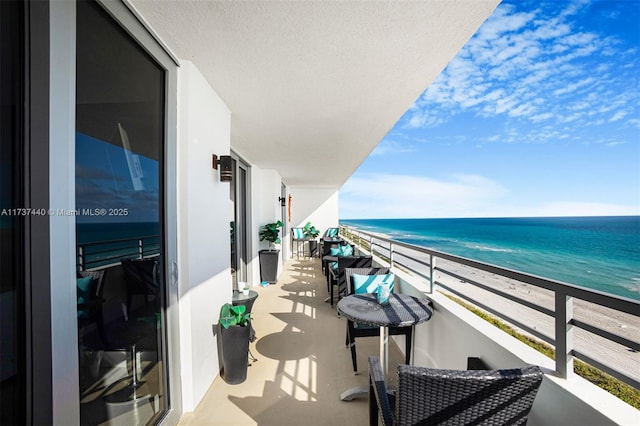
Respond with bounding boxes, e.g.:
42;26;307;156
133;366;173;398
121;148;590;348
0;1;25;424
75;2;170;423
231;156;250;290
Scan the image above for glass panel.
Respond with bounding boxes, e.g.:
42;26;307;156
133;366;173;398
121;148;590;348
76;2;166;424
231;159;248;291
0;1;25;424
230;159;237;288
238;165;248;283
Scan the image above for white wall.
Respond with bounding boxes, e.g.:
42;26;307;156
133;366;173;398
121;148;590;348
177;61;232;411
284;186;339;258
287;186;339;231
249;168;284;285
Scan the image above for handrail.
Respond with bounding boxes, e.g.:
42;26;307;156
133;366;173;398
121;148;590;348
77;234;160;271
340;225;640;389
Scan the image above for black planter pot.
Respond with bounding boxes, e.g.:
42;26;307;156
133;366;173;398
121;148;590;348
219;324;251;384
259;249;279;283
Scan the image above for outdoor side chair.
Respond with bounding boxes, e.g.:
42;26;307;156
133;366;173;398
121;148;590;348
121;258;160;319
329;255;372;306
344;267;413;373
368;356;543;426
291;227;312;258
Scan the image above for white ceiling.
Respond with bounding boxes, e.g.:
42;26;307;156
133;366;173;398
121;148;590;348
130;0;499;187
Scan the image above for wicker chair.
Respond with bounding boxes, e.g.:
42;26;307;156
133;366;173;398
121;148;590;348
344;267;413;373
368;356;543;426
328;255;372;306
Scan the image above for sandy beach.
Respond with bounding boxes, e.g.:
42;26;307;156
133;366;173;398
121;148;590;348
345;230;639;384
425;257;640;383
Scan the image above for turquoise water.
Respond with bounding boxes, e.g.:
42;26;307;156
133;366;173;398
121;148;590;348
340;216;640;300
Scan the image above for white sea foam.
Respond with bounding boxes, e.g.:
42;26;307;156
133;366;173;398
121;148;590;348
465;243;514;253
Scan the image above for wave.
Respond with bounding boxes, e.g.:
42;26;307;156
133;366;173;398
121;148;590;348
622;278;640;294
464;242;515;253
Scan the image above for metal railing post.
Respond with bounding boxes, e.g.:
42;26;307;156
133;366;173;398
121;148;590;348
389;242;394;268
429;254;435;294
78;246;85;271
138;239;144;259
555;290;574;378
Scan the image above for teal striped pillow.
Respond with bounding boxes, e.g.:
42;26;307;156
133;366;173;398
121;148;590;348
352;273;395;294
293;228;305;239
327;228;339;237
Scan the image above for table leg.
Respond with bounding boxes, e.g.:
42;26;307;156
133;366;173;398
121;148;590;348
380;326;389;378
340;326;390;402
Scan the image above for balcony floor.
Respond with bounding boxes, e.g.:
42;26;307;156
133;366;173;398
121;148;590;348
178;257;403;425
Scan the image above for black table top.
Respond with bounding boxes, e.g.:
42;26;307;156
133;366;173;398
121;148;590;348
232;290;258;304
337;293;433;328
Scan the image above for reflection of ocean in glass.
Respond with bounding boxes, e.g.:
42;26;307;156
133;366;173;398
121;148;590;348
76;222;160;270
75;131;161;269
341;216;640;300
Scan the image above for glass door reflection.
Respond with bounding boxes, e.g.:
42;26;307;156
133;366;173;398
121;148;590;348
76;1;167;424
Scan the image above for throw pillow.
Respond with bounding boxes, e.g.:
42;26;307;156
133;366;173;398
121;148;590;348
352;273;395;294
76;276;94;318
338;244;353;256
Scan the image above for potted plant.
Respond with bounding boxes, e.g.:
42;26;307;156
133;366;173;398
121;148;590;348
217;303;252;384
258;220;283;283
303;222;320;256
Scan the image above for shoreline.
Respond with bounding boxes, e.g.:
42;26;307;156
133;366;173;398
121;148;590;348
432;258;640;383
340;218;640;301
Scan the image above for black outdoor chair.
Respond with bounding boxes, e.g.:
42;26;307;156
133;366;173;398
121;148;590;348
328;255;372;306
322;240;352;286
368;356;543;426
121;258;160;319
77;270;108;346
344;267;413;373
321;227;340;240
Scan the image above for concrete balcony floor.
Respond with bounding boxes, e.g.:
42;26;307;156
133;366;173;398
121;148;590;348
178;257;403;425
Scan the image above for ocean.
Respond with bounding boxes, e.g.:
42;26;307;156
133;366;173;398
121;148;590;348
339;216;640;300
76;222;160;269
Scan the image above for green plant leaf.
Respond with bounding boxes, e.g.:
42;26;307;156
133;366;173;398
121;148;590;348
218;303;251;328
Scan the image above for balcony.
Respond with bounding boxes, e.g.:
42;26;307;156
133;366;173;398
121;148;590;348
179;242;639;425
178;257;402;425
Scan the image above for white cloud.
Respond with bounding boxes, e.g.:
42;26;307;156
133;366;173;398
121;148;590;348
339;174;640;219
401;0;639;147
370;140;416;156
339;173;508;219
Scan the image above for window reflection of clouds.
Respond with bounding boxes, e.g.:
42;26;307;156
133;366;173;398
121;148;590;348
75;132;159;223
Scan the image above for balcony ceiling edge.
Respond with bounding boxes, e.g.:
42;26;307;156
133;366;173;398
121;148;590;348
130;0;500;187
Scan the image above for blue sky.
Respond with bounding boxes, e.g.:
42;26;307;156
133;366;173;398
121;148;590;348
76;132;159;223
339;0;639;219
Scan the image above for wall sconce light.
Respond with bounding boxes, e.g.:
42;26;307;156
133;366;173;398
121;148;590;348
212;154;233;182
278;196;286;207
